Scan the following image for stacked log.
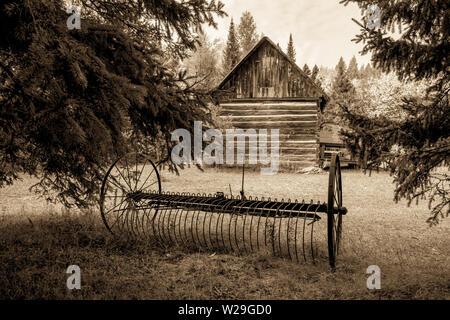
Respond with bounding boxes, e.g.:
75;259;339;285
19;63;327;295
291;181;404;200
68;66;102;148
219;100;319;170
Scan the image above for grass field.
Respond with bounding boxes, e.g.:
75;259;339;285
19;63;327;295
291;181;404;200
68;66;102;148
0;167;449;299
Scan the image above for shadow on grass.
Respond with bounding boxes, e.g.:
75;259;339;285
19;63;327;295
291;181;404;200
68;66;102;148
0;210;448;300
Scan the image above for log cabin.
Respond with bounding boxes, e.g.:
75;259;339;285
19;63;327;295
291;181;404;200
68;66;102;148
218;36;329;170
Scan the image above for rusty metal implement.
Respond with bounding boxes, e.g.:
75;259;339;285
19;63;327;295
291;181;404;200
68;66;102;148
100;153;346;269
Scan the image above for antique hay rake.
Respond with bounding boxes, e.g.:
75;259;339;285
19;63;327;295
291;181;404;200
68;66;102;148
99;153;347;269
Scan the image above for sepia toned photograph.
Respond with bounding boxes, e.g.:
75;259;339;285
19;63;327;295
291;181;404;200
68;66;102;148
0;0;448;306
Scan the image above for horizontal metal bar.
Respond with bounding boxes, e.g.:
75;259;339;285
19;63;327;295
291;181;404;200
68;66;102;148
124;192;348;218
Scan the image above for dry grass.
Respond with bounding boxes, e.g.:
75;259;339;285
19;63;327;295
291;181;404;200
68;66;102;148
0;168;449;299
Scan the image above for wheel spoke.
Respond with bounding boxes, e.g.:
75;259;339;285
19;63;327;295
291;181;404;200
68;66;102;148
135;159;148;190
141;179;158;192
108;174;128;193
123;154;134;192
113;165;133;191
137;167;155;192
104;196;129;216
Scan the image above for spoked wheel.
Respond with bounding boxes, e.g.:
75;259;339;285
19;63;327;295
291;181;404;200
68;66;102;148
327;154;343;270
100;152;161;236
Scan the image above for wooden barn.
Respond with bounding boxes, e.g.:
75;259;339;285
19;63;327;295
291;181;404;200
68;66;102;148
218;36;329;169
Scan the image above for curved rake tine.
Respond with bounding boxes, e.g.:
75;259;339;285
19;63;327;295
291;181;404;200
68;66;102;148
302;201;314;263
232;199;250;254
182;195;194;248
277;200;291;258
209;197;229;251
129;196;140;238
118;198;132;237
265;201;280;251
179;194;196;247
286;200;298;261
216;198;235;252
178;196;188;247
241;200;259;255
189;196;205;248
256;200;272;252
294;200;306;263
108;194;128;235
130;193;145;238
226;198;237;253
199;195;215;249
240;200;254;254
204;197;222;250
248;205;255;253
189;197;202;248
193;196;211;249
220;198;237;253
271;202;281;256
247;198;259;253
235;199;253;254
185;194;202;248
134;193;149;239
151;194;166;244
170;195;186;247
165;194;185;245
310;203;321;264
122;200;135;239
163;195;179;245
157;195;171;245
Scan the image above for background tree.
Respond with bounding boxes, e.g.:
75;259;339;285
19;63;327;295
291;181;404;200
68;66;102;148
347;56;359;80
340;0;449;224
286;33;296;62
237;11;259;57
182;33;223;91
323;57;357;126
302;64;311;77
335;57;347;74
0;0;226;207
222;18;240;73
311;65;320;82
353;73;432;120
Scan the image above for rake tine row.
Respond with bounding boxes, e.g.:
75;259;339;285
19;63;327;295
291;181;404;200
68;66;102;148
100;153;347;269
110;191;325;263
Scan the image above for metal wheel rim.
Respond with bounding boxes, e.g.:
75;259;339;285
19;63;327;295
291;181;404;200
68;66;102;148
327;154;343;269
99;152;162;235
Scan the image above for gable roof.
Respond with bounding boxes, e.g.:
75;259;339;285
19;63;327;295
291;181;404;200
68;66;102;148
218;36;329;102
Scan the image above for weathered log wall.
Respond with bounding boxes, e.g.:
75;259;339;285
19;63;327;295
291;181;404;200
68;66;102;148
219;100;320;169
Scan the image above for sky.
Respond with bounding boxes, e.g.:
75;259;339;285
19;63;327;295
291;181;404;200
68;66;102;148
205;0;372;68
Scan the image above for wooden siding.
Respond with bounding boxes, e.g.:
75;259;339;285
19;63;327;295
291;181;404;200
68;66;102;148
220;100;320;169
220;40;323;100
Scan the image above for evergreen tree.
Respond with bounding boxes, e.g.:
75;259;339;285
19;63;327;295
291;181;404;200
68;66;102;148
335;57;347;74
302;64;311;76
363;63;373;78
287;33;296;62
222;18;240;73
237;11;259;56
0;0;226;207
359;64;366;78
347;56;359;79
311;65;320;82
341;0;449;225
324;58;357;125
